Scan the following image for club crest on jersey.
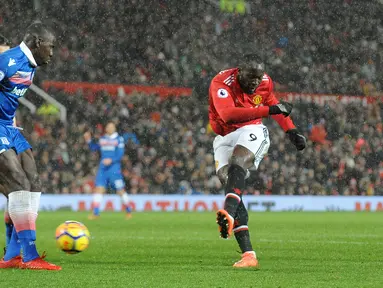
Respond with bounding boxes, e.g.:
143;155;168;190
0;137;10;145
253;95;262;105
217;88;228;98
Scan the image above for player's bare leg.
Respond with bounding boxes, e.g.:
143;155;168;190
20;151;61;270
20;149;42;193
217;165;251;185
0;149;61;270
0;150;30;269
2;146;38;253
89;186;105;220
117;189;132;219
216;145;259;268
13;149;61;270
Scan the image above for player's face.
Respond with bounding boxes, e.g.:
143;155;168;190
238;67;264;94
105;123;116;135
0;45;10;53
35;33;55;66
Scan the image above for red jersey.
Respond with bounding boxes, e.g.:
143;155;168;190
208;68;295;136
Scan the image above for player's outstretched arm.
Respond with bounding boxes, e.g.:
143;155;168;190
123;133;140;145
84;131;100;151
217;106;270;124
212;85;280;124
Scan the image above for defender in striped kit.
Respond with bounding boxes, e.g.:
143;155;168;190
0;23;61;270
208;59;306;268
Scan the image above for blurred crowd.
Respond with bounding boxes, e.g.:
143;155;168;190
17;91;383;196
1;0;382;95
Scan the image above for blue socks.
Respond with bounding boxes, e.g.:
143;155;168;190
4;228;20;261
5;222;13;248
18;230;39;262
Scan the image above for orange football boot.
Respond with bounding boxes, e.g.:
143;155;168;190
233;251;260;269
0;256;22;269
21;256;62;271
216;209;234;239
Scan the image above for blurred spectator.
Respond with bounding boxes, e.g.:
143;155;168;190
309;119;331;145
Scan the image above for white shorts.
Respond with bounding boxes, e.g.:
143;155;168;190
213;124;270;172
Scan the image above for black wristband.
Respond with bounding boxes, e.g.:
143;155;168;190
269;105;279;115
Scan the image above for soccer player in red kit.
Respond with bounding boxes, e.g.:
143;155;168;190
209;61;306;268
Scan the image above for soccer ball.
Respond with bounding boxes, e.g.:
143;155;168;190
55;221;90;254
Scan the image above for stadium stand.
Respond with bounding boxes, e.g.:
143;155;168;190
1;0;382;94
1;0;382;195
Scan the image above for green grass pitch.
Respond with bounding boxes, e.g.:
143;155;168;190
0;212;382;288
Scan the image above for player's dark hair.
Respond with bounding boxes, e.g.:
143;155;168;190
23;21;54;43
